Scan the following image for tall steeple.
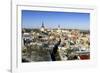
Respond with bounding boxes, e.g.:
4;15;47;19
58;25;60;29
41;21;45;31
57;25;61;33
41;21;44;28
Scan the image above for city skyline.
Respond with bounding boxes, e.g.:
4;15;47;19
22;10;90;30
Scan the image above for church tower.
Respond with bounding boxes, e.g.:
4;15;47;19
40;21;45;32
57;25;61;33
58;25;60;30
41;22;44;28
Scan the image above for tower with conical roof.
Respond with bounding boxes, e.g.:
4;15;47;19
58;25;60;30
41;22;44;28
57;25;61;33
40;21;45;31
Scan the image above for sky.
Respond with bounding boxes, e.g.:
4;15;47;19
22;10;90;30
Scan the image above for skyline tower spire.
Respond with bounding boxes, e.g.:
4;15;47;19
41;21;44;28
41;21;45;32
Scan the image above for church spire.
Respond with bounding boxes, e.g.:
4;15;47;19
40;21;45;32
58;25;60;30
41;21;44;28
58;25;60;28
